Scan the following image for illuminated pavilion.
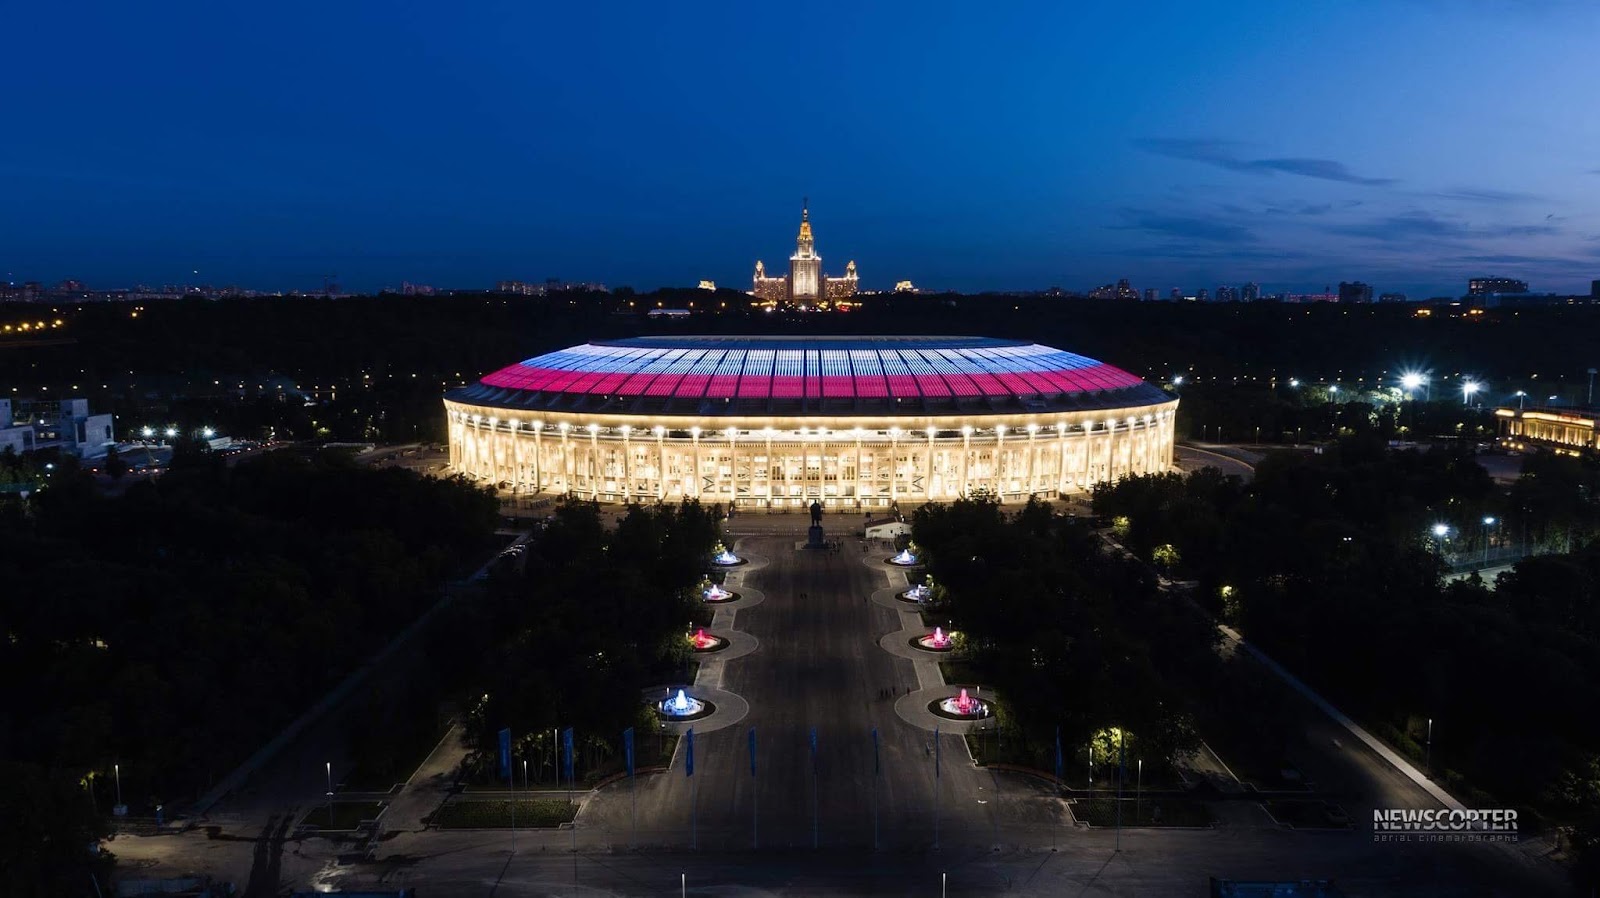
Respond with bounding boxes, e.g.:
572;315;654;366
443;336;1177;507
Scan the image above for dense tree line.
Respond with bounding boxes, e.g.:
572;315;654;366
461;499;722;782
0;448;498;894
910;496;1221;774
1092;446;1600;888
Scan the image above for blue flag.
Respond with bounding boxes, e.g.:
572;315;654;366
497;728;512;780
561;727;574;782
872;727;880;776
686;728;695;777
623;727;635;778
1054;726;1063;781
748;727;757;778
809;726;818;774
935;727;941;779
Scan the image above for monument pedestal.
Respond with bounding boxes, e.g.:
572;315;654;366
808;524;825;550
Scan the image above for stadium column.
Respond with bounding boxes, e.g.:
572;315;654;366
656;429;666;501
533;422;544;493
589;426;601;500
925;428;935;501
854;433;864;507
559;423;572;496
1056;423;1068;494
960;427;972;496
994;425;1006;503
889;431;899;504
765;431;775;506
728;429;738;507
1025;425;1038;497
691;428;702;500
510;421;523;492
621;426;632;503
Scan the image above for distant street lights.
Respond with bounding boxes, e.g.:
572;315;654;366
1462;380;1481;406
1515;390;1527;411
1482;516;1496;564
1431;524;1450;560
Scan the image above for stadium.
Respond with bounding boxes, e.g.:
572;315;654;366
443;336;1177;507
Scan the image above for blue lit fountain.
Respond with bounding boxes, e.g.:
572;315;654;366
888;547;919;566
658;688;706;718
711;542;743;566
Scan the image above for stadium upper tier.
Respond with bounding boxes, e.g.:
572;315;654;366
449;336;1167;416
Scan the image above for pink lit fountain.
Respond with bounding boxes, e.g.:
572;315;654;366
702;581;736;602
689;628;726;652
937;687;989;719
916;627;954;652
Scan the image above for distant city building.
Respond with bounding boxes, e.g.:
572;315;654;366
0;398;115;458
1241;282;1260;302
1169;288;1183;302
1498;406;1596;455
698;280;717;291
1378;292;1408;303
1216;285;1237;302
1142;287;1157;302
1285;292;1338;303
400;282;435;296
1338;281;1373;304
894;281;918;293
1196;288;1209;302
495;279;607;296
1591;279;1600;298
1468;277;1529;296
751;202;858;309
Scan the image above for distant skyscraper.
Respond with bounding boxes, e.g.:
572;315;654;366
1338;281;1373;303
1378;292;1408;303
753;202;857;307
1143;287;1157;302
1115;278;1139;300
1468;277;1528;295
1169;288;1182;301
1216;285;1237;302
1196;288;1209;302
1241;282;1260;302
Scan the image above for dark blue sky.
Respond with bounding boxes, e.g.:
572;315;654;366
5;1;1598;296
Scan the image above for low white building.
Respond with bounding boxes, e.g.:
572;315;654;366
0;397;116;458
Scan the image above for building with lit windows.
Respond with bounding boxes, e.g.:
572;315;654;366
443;336;1177;507
1497;406;1596;455
751;204;858;308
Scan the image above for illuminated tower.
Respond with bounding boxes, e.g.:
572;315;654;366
788;201;822;304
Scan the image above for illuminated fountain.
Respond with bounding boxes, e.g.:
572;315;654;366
899;576;934;604
655;687;712;720
711;542;744;566
701;580;737;602
915;627;954;652
689;628;726;653
931;687;990;720
888;548;919;566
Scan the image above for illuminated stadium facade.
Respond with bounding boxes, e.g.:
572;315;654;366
443;336;1177;507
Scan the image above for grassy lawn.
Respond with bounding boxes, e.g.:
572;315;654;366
1071;797;1213;828
434;799;577;829
1264;799;1351;829
936;659;984;686
300;801;386;831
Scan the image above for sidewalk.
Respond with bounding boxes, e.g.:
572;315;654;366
379;722;468;834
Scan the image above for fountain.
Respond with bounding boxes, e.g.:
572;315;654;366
931;687;990;719
702;581;737;602
655;687;713;720
915;627;954;652
888;548;919;566
899;582;931;603
689;628;726;652
711;542;744;566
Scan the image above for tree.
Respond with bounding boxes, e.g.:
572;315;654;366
102;446;127;481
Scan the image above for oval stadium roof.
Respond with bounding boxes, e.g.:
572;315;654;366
447;336;1169;417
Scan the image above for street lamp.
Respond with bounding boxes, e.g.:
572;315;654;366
1515;390;1527;411
1401;372;1426;400
1172;375;1184;386
1288;378;1300;388
1432;523;1449;538
1461;380;1481;406
1482;516;1496;564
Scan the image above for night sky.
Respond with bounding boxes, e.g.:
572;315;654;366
6;1;1599;296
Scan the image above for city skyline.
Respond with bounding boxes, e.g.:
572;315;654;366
5;2;1600;297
